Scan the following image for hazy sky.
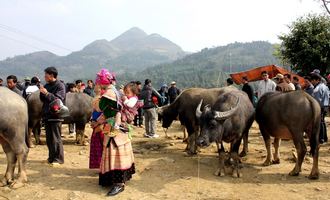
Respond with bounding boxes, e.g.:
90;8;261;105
0;0;325;60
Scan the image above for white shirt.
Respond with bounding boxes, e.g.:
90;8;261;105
123;96;138;108
257;79;276;98
25;85;39;95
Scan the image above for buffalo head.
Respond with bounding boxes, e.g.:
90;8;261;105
195;97;240;147
157;105;177;129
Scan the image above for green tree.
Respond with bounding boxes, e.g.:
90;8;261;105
279;14;330;75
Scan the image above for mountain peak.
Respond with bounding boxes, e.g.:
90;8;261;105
111;27;147;46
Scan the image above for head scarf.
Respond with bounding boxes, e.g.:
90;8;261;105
95;68;115;85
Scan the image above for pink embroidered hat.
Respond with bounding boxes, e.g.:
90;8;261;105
95;68;115;85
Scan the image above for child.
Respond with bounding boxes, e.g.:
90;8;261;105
113;82;143;134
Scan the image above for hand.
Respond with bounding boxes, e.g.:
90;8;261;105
122;95;128;101
39;85;48;95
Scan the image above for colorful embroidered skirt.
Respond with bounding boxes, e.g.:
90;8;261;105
99;135;135;186
89;128;104;169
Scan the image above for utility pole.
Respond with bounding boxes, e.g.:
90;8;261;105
229;52;232;73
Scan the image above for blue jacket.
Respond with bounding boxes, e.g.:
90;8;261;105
312;82;329;108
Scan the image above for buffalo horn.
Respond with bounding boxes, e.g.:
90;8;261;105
196;99;203;118
214;97;240;120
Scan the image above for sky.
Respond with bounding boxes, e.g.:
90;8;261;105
0;0;325;60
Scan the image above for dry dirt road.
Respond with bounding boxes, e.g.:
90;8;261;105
0;121;329;200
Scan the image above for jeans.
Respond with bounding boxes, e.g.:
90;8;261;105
144;108;157;136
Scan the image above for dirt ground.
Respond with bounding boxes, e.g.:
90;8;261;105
0;119;330;200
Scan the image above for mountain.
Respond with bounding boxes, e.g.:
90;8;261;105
0;27;186;81
131;41;281;88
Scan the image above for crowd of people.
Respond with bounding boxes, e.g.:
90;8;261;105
0;68;182;196
228;69;329;144
2;67;329;196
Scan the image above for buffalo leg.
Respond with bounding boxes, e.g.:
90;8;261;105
214;142;226;177
76;123;87;146
239;118;253;157
230;138;243;178
33;122;42;145
0;142;16;187
260;126;273;166
11;149;28;189
185;125;198;155
309;146;320;179
273;138;281;164
239;133;248;157
289;130;306;177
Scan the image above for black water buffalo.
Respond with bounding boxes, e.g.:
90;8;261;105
256;91;320;179
195;89;254;177
158;86;250;156
65;92;93;145
0;87;29;188
27;91;93;145
26;91;42;145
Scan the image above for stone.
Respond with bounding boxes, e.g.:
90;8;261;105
50;187;55;190
169;143;175;146
315;187;322;191
67;191;81;200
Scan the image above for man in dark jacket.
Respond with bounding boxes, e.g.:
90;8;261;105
168;81;181;104
140;79;163;138
40;66;66;166
133;81;144;127
241;76;254;103
83;80;95;97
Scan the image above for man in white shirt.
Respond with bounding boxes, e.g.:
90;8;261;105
284;74;295;91
23;76;40;98
257;71;276;99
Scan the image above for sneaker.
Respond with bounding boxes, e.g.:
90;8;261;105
144;133;152;138
49;162;62;167
150;134;159;138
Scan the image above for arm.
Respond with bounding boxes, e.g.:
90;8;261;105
123;97;138;108
152;88;163;99
40;82;66;103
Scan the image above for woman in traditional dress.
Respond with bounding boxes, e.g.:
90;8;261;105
96;69;135;196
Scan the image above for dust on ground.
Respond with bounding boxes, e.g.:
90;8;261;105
0;120;329;200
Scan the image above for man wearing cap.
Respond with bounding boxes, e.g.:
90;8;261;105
257;71;276;99
310;73;329;144
275;74;293;92
311;69;327;84
168;81;181;104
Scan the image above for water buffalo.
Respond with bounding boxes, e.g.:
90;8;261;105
27;91;93;145
256;91;320;179
158;86;250;156
64;92;93;145
26;91;42;145
195;89;254;177
0;87;29;188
